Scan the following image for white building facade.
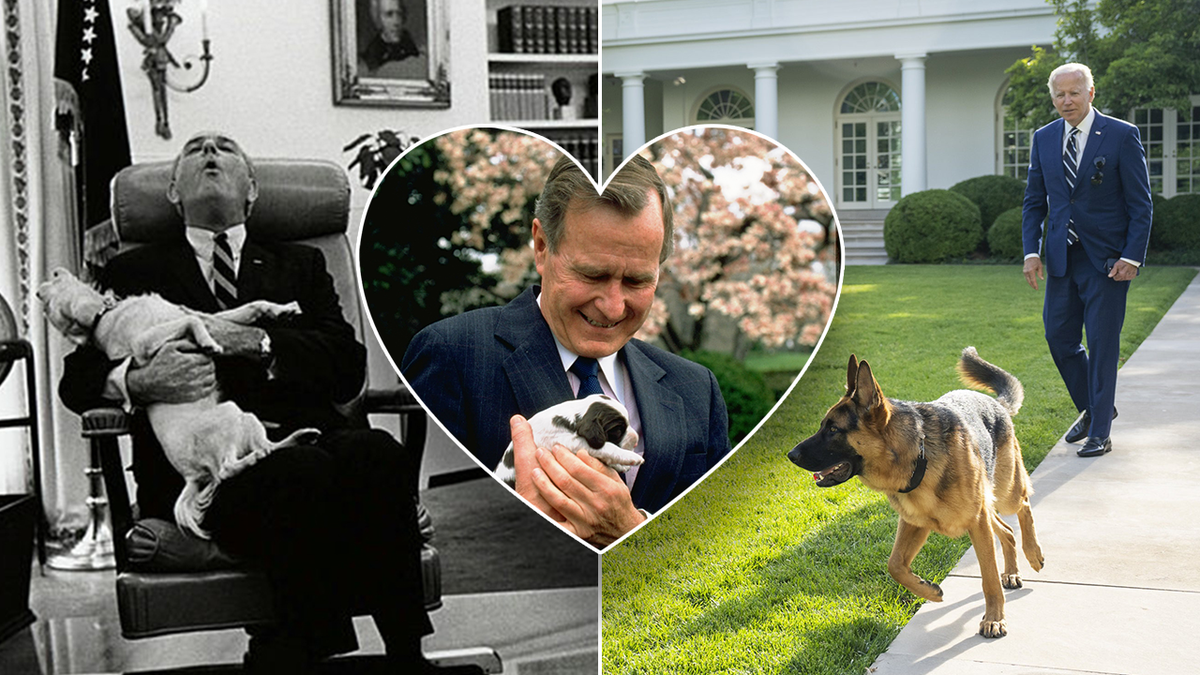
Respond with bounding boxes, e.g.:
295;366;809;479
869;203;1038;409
601;0;1200;233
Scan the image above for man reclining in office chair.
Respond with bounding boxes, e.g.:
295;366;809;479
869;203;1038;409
56;131;483;675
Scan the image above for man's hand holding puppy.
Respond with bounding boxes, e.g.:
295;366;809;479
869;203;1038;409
511;415;645;547
126;339;216;406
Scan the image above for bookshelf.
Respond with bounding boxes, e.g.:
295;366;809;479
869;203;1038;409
487;0;599;178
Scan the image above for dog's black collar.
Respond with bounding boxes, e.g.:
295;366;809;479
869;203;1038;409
898;436;927;494
91;294;119;329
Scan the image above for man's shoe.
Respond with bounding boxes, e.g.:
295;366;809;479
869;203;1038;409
1064;407;1118;444
1077;436;1112;457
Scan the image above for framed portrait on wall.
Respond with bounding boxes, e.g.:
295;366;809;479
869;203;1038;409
331;0;450;108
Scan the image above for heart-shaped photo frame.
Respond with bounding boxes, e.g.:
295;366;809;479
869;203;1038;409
357;125;841;551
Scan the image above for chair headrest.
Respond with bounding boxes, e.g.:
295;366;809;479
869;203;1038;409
111;159;351;243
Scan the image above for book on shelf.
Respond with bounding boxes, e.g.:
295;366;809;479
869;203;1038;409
489;72;550;122
496;4;598;55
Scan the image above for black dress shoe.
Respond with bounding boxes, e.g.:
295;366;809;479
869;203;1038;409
1077;436;1113;457
1065;407;1118;444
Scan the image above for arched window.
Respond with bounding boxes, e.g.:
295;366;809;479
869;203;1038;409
694;88;755;124
840;82;901;114
836;81;901;208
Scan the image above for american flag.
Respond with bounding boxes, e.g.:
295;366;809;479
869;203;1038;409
54;0;132;227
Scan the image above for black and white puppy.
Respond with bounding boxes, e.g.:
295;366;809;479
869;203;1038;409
495;394;642;487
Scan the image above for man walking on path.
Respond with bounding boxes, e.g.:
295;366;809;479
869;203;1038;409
1021;62;1153;458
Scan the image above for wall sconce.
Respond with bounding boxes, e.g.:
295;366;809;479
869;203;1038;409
126;0;212;140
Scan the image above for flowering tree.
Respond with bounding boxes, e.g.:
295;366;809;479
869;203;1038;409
638;127;838;356
358;128;559;359
359;126;838;364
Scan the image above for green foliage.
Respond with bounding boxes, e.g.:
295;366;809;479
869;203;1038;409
359;132;538;360
884;190;982;263
682;350;776;445
602;265;1197;675
1151;193;1200;252
988;207;1026;260
1003;0;1200;126
1003;45;1065;130
949;174;1028;238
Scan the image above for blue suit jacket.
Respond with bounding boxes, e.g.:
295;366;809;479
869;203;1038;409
1022;110;1153;278
401;286;731;513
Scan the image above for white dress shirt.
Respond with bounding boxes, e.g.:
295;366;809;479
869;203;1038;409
537;293;645;489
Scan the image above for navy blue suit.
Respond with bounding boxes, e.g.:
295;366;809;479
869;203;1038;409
1022;110;1153;439
401;286;731;513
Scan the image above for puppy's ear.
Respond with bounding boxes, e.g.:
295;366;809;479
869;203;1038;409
846;354;859;394
577;402;627;450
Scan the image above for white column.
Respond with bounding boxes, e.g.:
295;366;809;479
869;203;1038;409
898;53;927;195
749;62;780;140
617;71;647;152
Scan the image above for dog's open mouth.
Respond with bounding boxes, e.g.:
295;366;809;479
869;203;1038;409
812;461;854;487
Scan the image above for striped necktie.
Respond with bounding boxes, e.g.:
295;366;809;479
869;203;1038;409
212;231;238;309
1064;127;1080;245
570;357;604;398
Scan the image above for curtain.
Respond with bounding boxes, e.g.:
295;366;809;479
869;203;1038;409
1;0;96;530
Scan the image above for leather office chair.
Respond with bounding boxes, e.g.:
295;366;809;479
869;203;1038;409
79;158;500;672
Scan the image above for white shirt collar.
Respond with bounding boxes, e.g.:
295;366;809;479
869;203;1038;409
1067;107;1096;139
536;291;625;402
185;224;247;260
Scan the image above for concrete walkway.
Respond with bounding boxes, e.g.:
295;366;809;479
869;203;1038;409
872;273;1200;675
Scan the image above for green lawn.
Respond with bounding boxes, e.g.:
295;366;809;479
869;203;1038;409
602;264;1196;675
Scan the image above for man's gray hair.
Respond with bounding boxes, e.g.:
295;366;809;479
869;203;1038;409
533;154;674;264
1048;62;1094;93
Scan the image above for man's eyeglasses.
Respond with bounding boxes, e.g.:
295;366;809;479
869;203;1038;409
1091;157;1105;186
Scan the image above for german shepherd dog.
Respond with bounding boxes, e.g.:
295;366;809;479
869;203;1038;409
787;347;1044;638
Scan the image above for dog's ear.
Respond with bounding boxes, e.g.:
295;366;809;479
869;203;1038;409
577;402;627;450
846;354;859;394
852;359;883;410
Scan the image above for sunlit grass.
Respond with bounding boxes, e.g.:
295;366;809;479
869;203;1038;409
602;264;1196;674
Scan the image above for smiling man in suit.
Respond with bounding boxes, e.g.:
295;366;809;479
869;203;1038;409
57;132;480;675
1021;63;1153;459
403;154;731;546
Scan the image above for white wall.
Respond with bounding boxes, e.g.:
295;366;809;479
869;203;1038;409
603;47;1031;201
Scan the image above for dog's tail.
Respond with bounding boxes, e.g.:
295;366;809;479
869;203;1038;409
174;478;218;540
957;346;1024;416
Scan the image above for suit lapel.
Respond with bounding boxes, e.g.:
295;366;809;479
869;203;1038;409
237;240;275;302
1073;111;1109;195
163;241;220;312
624;342;686;508
497;287;574;416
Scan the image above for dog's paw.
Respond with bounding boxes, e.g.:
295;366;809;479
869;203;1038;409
1002;573;1023;589
979;617;1008;638
1025;547;1045;572
270;301;302;318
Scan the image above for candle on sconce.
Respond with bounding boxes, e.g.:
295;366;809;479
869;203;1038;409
199;0;209;39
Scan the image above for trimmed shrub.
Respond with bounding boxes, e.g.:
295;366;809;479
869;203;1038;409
1151;193;1200;252
949;174;1027;233
884;189;983;263
988;207;1025;260
681;350;775;444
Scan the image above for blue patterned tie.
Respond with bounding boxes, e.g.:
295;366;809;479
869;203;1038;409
1064;127;1080;245
570;357;603;399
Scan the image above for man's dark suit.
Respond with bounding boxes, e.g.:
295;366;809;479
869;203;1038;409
402;286;731;514
1021;109;1153;440
58;236;431;659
